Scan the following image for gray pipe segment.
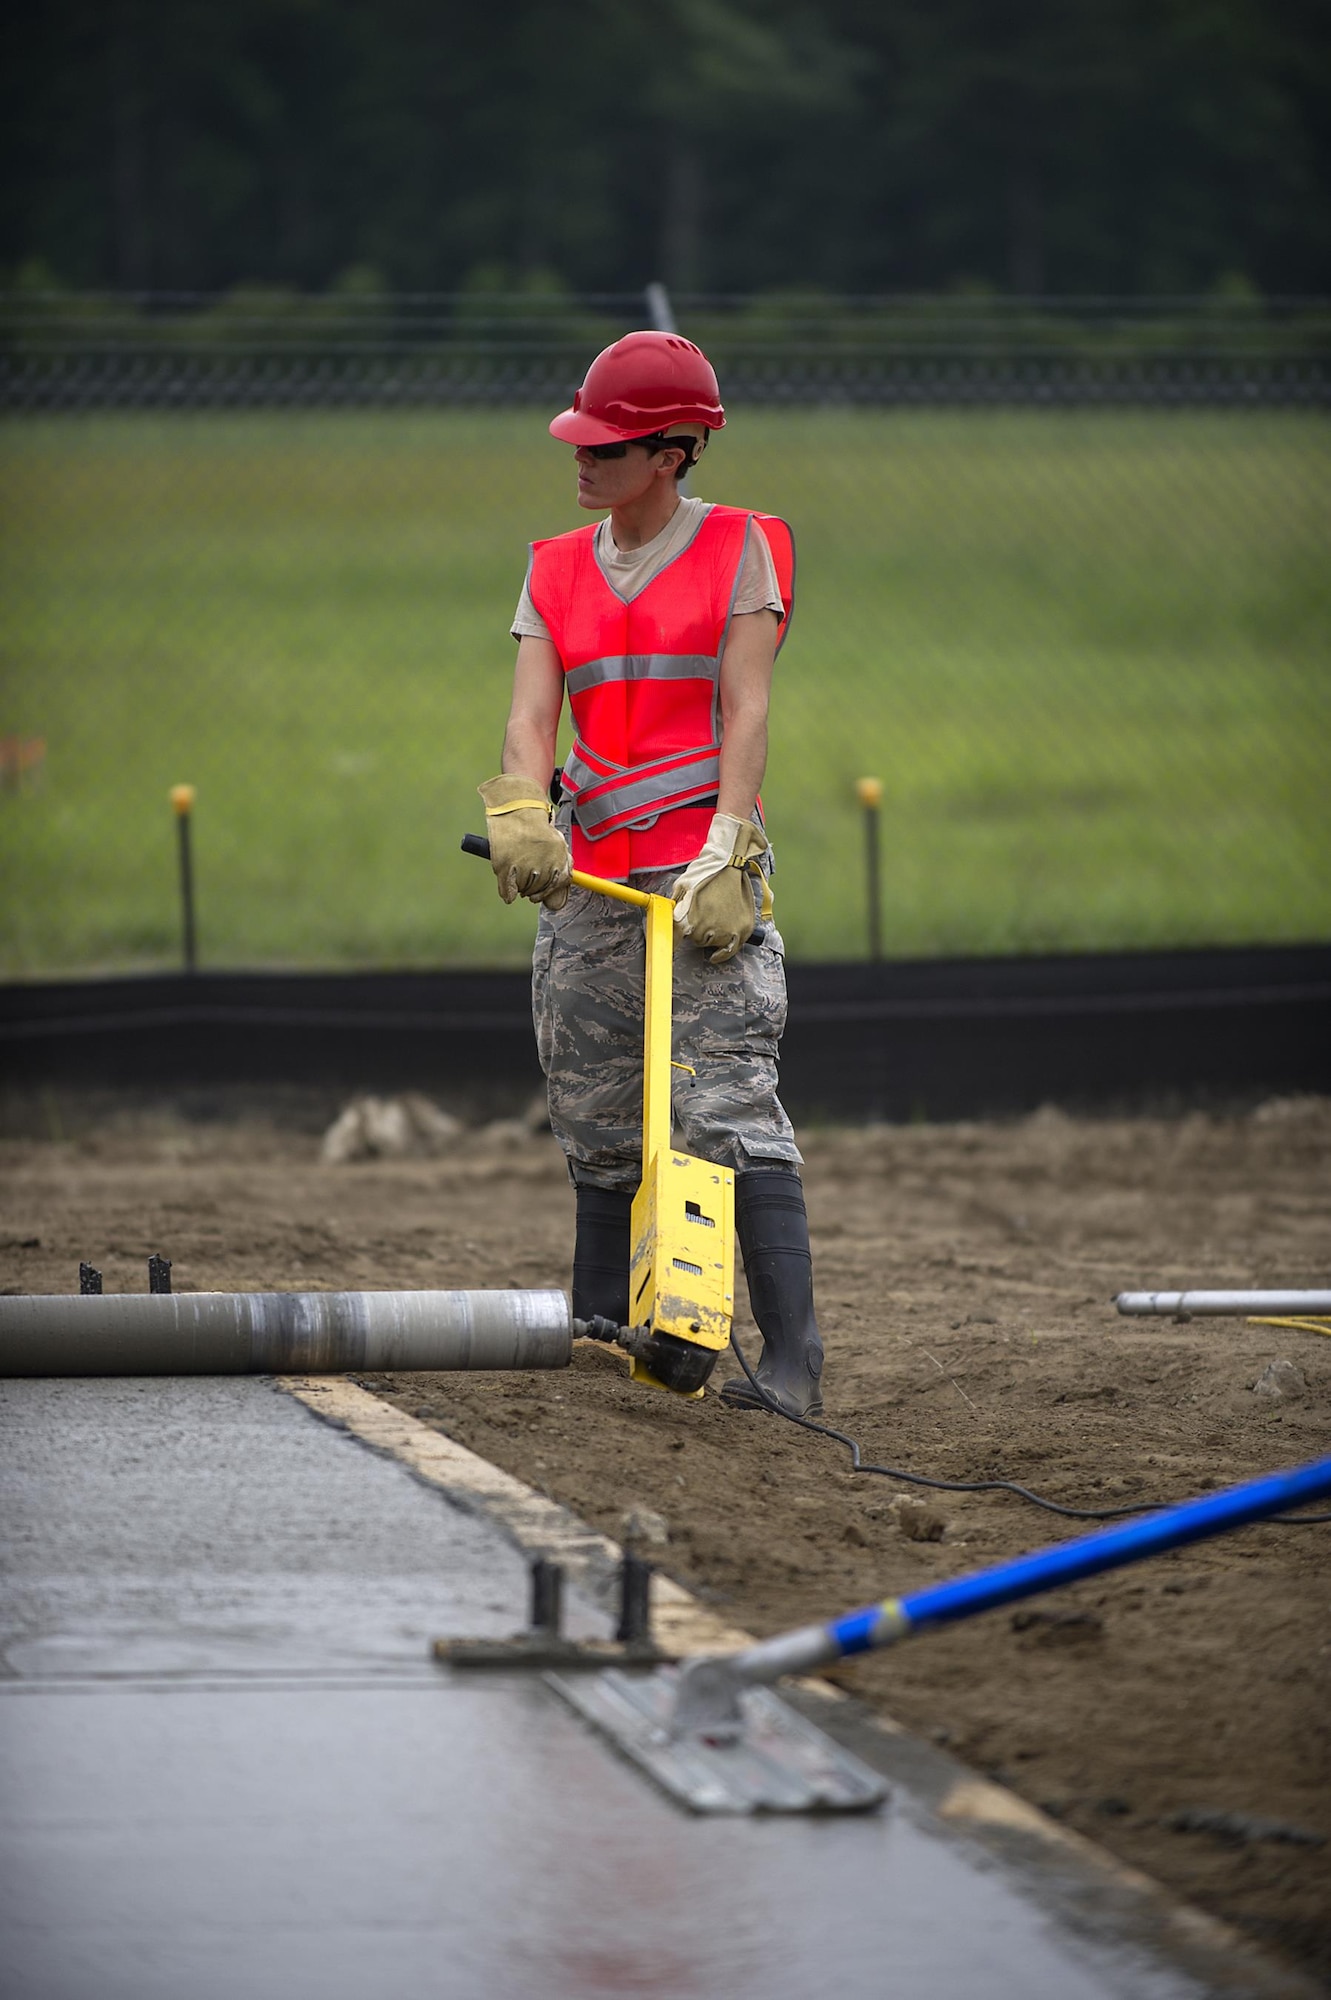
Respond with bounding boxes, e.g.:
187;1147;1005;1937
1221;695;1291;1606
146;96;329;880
0;1289;572;1377
1115;1290;1331;1317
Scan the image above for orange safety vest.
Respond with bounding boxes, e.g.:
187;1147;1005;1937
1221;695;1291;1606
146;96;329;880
527;503;795;878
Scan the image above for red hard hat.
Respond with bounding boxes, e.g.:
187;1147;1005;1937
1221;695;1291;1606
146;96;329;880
549;330;726;445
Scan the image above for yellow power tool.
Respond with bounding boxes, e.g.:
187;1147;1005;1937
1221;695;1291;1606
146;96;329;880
581;870;734;1398
462;837;738;1397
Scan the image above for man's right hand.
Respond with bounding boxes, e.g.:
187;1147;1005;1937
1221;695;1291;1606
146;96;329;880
477;774;572;909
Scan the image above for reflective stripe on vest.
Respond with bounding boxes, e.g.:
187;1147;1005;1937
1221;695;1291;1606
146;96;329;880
564;653;718;697
562;740;722;836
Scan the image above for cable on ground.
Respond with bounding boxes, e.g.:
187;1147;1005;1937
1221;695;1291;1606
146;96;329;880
1247;1315;1331;1339
725;1331;1331;1527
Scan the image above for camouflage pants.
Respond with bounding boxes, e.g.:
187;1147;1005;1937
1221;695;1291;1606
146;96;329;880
532;868;802;1192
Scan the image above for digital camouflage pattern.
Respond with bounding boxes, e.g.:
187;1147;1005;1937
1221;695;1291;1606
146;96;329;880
532;866;801;1191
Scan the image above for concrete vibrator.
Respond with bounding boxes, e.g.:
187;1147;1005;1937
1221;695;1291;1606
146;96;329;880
463;834;754;1398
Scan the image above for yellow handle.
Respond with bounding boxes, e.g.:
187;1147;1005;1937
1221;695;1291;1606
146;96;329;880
570;868;655;910
464;836;672;1178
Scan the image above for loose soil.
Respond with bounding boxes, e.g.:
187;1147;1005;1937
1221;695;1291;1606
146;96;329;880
3;1094;1329;1984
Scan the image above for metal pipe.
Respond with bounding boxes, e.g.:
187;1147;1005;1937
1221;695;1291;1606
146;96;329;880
719;1455;1331;1692
644;282;678;336
0;1288;572;1377
1116;1290;1331;1316
644;286;693;495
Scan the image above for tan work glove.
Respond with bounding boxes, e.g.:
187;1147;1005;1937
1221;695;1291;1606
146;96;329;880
671;812;772;964
477;774;572;909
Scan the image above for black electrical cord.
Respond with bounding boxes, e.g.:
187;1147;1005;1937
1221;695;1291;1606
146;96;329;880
726;1330;1331;1526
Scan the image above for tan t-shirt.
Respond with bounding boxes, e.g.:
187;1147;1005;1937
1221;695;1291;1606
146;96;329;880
511;496;783;641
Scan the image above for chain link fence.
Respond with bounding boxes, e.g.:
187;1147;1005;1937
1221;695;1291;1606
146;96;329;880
5;290;1330;410
2;294;1328;974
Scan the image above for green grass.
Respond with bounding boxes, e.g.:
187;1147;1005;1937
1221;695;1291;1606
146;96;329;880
1;408;1328;973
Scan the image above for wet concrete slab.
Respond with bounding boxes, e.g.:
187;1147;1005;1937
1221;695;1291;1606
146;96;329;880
0;1377;1272;2000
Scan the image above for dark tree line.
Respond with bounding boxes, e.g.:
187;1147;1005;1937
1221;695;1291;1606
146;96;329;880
4;0;1328;297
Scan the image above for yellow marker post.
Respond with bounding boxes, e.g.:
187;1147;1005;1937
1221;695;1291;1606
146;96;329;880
569;868;735;1396
169;784;198;973
855;775;883;960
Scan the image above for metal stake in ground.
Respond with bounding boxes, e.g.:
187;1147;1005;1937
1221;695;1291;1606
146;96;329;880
855;775;883;961
170;784;197;973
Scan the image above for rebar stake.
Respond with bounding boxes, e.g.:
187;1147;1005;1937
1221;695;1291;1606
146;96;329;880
529;1558;565;1639
615;1554;653;1645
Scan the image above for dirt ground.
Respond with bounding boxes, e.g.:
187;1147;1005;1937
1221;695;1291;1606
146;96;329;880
3;1091;1329;1985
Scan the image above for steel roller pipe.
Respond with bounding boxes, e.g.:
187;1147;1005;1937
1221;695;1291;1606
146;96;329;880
0;1289;573;1377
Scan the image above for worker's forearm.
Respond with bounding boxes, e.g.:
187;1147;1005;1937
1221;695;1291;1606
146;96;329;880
499;637;564;792
501;717;556;792
716;706;768;820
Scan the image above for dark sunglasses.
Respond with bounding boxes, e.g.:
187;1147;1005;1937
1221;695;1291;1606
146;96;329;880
580;433;698;461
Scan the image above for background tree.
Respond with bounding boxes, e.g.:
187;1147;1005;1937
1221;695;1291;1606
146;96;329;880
3;0;1327;294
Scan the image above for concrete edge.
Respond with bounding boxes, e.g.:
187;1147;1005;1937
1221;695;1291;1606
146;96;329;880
278;1375;1321;2000
277;1374;754;1657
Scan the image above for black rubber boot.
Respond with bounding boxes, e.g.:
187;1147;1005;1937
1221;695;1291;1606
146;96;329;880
720;1169;825;1417
572;1184;633;1329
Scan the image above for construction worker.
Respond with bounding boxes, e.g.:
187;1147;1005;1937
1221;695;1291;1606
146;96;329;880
478;330;824;1418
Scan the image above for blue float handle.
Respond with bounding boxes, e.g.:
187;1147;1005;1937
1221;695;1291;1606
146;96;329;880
830;1455;1331;1657
731;1456;1331;1685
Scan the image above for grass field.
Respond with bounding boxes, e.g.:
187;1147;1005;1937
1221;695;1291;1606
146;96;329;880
1;408;1327;973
